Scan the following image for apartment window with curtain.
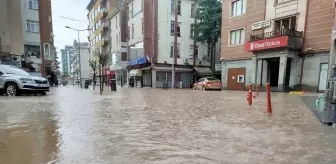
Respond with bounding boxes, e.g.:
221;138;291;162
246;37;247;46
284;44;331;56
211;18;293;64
171;0;181;15
28;0;38;9
231;0;246;17
26;20;39;33
170;43;181;58
230;28;245;45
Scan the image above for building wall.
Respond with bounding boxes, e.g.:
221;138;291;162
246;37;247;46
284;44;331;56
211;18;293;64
110;12;121;53
79;47;91;79
127;0;144;47
221;59;253;88
20;0;40;45
220;0;266;61
156;0;209;66
0;0;25;56
304;0;334;53
301;53;329;90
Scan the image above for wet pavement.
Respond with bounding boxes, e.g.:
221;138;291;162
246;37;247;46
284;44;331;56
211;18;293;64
1;86;336;164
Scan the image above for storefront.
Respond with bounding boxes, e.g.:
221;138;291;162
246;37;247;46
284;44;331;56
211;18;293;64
127;56;148;87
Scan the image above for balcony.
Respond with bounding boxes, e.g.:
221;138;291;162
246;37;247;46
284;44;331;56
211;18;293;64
245;29;303;52
250;29;303;42
102;7;108;17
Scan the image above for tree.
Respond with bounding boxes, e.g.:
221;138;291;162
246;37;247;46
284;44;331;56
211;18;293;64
193;0;222;73
89;57;98;90
95;50;110;94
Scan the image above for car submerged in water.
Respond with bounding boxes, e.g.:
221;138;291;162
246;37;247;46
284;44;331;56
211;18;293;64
0;64;50;96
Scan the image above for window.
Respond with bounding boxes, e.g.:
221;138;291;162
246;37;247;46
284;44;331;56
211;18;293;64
230;28;245;45
132;24;134;39
26;20;39;33
189;45;198;59
191;3;197;18
274;16;296;31
190;24;194;37
116;33;118;45
116;15;118;28
128;26;130;41
170;42;181;58
170;21;181;36
28;0;38;9
171;0;181;15
231;0;246;17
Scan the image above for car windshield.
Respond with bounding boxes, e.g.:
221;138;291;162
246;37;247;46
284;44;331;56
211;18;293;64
0;65;30;76
206;77;219;81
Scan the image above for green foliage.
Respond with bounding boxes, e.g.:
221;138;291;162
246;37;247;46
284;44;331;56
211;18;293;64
192;0;222;44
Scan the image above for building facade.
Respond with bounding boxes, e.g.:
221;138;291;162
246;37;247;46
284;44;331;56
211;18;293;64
0;0;25;67
70;42;91;85
221;0;334;92
124;0;213;88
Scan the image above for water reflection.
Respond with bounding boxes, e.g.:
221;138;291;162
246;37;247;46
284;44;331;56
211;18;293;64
0;98;59;164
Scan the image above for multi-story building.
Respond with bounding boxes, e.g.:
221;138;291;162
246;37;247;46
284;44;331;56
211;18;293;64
19;0;56;76
108;6;128;86
60;45;77;76
0;0;25;67
124;0;213;88
70;42;91;85
220;0;334;92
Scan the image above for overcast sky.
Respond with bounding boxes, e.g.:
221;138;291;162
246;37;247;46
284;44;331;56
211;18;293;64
52;0;89;57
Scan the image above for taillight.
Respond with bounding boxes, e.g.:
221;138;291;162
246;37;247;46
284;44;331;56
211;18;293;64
206;81;211;86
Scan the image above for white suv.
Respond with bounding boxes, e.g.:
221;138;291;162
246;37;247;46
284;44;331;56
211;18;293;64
0;64;50;96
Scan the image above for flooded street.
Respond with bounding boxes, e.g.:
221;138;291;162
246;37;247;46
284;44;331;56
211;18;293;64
1;87;336;164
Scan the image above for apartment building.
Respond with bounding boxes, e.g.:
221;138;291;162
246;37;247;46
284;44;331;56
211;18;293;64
221;0;334;92
108;7;128;85
0;0;25;67
87;0;114;54
125;0;212;88
61;45;77;76
70;42;91;85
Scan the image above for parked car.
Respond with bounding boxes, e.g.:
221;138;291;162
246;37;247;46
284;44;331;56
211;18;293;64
193;77;222;91
0;64;50;96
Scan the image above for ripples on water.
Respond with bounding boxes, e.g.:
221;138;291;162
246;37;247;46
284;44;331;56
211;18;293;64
0;87;336;164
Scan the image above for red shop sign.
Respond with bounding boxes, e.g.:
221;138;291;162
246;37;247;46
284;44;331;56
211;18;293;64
244;36;288;52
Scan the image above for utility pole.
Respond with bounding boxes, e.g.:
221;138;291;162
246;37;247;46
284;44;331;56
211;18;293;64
77;31;82;88
172;0;178;89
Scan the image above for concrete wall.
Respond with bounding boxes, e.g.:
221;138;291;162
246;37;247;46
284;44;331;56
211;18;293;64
301;52;329;91
127;0;143;47
0;0;24;56
221;59;253;88
80;48;91;79
110;12;121;53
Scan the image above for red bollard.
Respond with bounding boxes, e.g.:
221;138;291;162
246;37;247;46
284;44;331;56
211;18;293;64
248;84;252;105
266;83;272;113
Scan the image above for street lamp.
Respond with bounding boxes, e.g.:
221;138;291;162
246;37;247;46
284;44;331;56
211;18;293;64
65;26;90;88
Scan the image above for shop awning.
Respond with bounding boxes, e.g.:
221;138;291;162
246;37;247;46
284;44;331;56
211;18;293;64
129;69;142;76
194;67;212;75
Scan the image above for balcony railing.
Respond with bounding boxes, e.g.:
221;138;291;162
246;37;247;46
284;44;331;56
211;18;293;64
250;29;303;42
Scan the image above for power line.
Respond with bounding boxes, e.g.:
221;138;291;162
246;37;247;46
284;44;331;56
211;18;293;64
60;16;86;22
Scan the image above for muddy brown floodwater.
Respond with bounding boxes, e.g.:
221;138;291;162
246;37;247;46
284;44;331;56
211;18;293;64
1;87;336;164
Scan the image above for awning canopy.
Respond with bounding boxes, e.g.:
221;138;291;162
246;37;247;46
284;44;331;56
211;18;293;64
129;69;142;76
194;67;212;75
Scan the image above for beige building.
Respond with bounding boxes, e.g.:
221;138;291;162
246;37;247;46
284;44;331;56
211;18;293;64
0;0;25;66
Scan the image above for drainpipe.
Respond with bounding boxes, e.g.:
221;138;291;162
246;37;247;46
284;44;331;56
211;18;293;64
299;0;310;86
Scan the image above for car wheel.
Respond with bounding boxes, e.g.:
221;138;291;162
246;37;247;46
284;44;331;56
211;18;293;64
41;92;47;96
202;86;206;91
5;83;19;96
